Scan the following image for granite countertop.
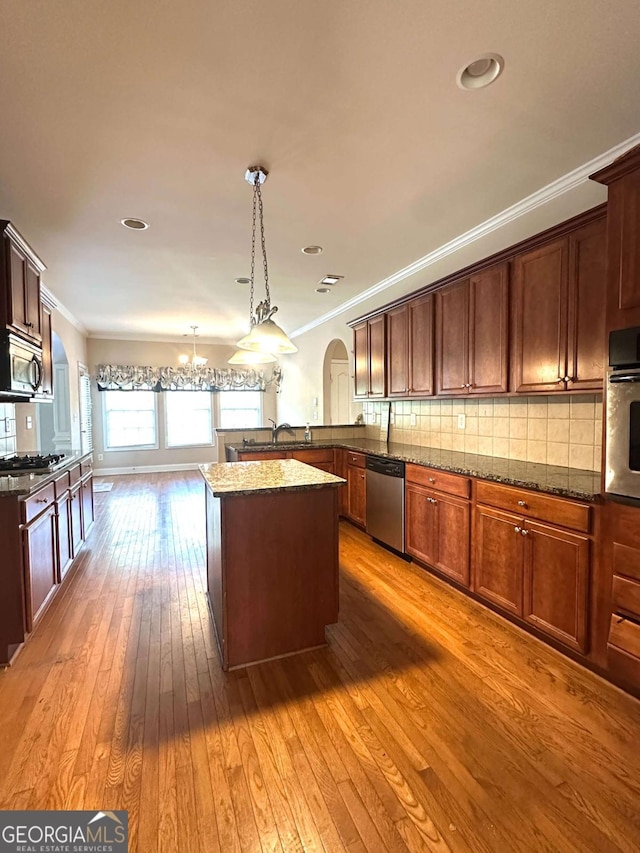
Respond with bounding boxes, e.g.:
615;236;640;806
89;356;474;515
0;451;91;497
199;459;346;497
228;439;602;501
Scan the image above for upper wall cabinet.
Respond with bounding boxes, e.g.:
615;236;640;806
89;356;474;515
511;219;606;393
436;263;509;396
591;143;640;334
0;221;45;346
354;315;387;399
386;294;435;398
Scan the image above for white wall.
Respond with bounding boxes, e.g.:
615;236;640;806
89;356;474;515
87;338;279;473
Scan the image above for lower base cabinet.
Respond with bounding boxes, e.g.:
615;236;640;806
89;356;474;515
474;501;590;654
70;483;83;556
81;474;95;536
56;493;73;580
347;464;366;527
406;483;470;586
23;503;57;631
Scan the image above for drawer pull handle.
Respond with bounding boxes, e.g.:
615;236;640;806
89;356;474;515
35;497;48;504
517;500;527;507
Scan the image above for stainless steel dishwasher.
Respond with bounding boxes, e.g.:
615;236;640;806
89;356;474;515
365;456;405;554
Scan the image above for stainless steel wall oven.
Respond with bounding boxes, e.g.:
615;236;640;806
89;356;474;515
605;327;640;501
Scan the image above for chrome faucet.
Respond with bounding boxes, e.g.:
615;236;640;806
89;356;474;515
268;419;295;445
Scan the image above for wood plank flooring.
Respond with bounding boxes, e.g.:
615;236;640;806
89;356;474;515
1;471;639;852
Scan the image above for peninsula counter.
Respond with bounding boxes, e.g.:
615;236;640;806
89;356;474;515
200;459;345;670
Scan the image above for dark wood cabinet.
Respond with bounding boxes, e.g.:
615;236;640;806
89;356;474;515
347;463;366;527
474;505;524;616
354;316;387;399
408;293;434;397
591;143;640;333
523;521;589;653
0;223;45;344
81;475;95;538
474;484;591;654
511;238;568;393
56;492;73;580
436;264;508;396
386;305;409;397
436;279;468;395
23;504;57;631
406;482;470;586
34;302;53;400
70;483;83;557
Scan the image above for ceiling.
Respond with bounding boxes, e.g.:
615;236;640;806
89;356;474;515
1;0;640;344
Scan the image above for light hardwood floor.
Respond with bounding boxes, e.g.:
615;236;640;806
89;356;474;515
0;472;639;852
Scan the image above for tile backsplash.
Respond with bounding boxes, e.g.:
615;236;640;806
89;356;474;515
0;403;17;458
364;395;603;472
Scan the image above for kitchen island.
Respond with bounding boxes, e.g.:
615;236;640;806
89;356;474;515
200;459;345;670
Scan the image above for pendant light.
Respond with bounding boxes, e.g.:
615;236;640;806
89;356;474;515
179;325;208;366
235;166;298;355
228;348;276;365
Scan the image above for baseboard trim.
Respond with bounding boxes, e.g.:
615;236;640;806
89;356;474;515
94;463;204;476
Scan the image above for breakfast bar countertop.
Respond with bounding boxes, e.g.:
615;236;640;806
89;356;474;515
199;458;345;497
226;439;602;501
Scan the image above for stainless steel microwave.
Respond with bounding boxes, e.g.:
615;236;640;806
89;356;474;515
0;332;43;399
605;327;640;501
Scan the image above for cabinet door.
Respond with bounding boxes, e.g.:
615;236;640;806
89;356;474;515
56;495;73;580
70;485;83;555
566;218;606;391
353;321;369;398
7;238;29;335
335;450;348;517
408;294;434;397
469;264;509;395
436;279;469;395
433;492;470;587
25;261;42;341
523;521;589;653
405;484;438;566
23;505;57;631
474;505;524;616
368;315;387;398
347;465;366;527
81;475;95;537
511;238;568;392
37;303;54;398
386;305;409;397
605;169;640;330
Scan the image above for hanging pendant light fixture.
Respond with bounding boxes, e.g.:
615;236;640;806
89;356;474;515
179;325;208;366
228;348;276;365
235;166;298;355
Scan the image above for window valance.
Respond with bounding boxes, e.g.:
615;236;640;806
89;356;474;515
95;364;283;393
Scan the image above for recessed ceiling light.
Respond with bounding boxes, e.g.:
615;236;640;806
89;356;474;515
302;245;323;255
315;286;332;294
319;275;343;285
235;277;251;285
120;218;149;230
456;54;504;90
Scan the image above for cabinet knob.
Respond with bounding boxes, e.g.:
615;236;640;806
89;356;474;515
557;377;565;383
514;526;521;533
466;383;472;388
517;500;527;507
460;384;466;388
428;477;435;483
521;529;529;536
36;497;48;504
564;376;572;383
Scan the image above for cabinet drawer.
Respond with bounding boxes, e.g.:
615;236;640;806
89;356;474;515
475;481;590;533
69;463;82;486
612;575;640;618
346;452;366;468
291;449;334;464
613;542;640;582
237;450;288;460
609;614;640;659
53;471;70;499
80;456;93;475
22;483;56;524
406;463;470;498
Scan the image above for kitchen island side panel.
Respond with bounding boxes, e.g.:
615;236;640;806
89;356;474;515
221;487;339;669
205;487;227;667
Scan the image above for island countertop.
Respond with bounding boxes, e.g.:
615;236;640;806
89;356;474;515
199;458;346;497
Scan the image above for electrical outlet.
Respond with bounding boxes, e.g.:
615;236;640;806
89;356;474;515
457;413;466;429
26;416;33;430
98;453;104;461
410;413;417;426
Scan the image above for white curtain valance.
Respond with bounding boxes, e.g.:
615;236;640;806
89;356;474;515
95;364;283;393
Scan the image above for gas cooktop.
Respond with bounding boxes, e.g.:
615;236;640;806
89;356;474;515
0;453;66;474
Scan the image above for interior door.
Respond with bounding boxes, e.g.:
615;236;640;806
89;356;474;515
330;359;350;424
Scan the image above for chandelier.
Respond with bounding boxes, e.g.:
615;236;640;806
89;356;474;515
234;165;298;356
179;325;208;366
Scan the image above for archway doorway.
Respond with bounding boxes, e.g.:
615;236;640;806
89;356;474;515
322;339;350;425
37;332;72;454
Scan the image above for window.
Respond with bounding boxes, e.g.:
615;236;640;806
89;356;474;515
103;391;157;450
165;391;213;448
218;390;263;429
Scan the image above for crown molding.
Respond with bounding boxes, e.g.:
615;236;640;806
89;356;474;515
87;331;235;347
290;130;640;340
41;284;88;336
